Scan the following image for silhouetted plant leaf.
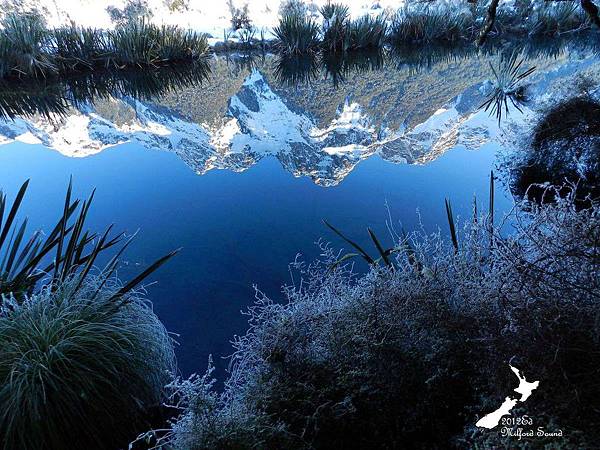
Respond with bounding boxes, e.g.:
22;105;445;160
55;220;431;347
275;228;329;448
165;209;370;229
445;198;458;253
324;220;375;265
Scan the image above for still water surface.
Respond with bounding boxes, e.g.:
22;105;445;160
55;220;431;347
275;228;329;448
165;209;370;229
0;140;508;375
0;41;594;375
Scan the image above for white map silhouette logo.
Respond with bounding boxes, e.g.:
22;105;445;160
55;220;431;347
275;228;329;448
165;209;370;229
476;365;539;429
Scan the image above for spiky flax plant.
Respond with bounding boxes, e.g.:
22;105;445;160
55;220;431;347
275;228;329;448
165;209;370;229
0;179;178;450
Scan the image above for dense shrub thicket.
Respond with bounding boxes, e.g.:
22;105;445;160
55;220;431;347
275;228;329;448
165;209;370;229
156;193;599;449
513;95;600;205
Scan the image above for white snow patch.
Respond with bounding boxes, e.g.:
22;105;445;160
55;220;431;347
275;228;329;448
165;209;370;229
15;132;42;145
323;144;365;156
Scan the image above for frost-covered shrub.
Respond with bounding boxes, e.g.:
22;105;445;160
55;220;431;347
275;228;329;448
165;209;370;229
156;361;298;449
347;14;387;50
512;96;600;205
159;214;491;447
279;0;310;19
165;0;189;13
106;0;153;26
0;277;176;450
464;195;600;448
162;194;600;449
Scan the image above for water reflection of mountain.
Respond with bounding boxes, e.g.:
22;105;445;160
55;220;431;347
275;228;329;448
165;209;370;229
0;67;494;186
1;38;599;186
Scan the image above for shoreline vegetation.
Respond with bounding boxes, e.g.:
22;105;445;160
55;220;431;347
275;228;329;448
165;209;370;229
0;14;210;81
1;32;598;122
0;61;212;120
141;88;600;445
0;1;599;449
142;176;600;449
0;180;179;449
212;0;600;52
0;0;599;83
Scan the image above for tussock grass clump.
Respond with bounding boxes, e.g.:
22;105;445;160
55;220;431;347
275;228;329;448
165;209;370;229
0;278;176;450
273;13;320;56
320;2;350;52
0;179;178;449
108;20;160;66
0;13;56;78
0;36;11;78
346;14;387;50
280;5;387;56
52;25;109;71
153;24;209;61
479;51;535;124
107;20;209;67
528;1;588;36
0;15;208;80
159;192;600;449
389;4;471;44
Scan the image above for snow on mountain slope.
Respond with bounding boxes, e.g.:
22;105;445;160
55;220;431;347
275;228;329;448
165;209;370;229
0;68;522;185
0;70;382;185
1;57;595;186
226;70;314;152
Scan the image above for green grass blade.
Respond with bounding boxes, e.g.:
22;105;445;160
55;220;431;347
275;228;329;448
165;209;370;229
401;228;422;273
328;252;360;272
53;177;73;285
62;189;95;279
0;193;5;237
0;224;16;272
86;231;138;300
489;170;495;246
4;219;28;276
12;230;41;274
71;225;115;293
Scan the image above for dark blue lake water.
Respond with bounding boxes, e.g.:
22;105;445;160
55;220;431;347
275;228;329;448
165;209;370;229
2;42;596;375
0;139;509;375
